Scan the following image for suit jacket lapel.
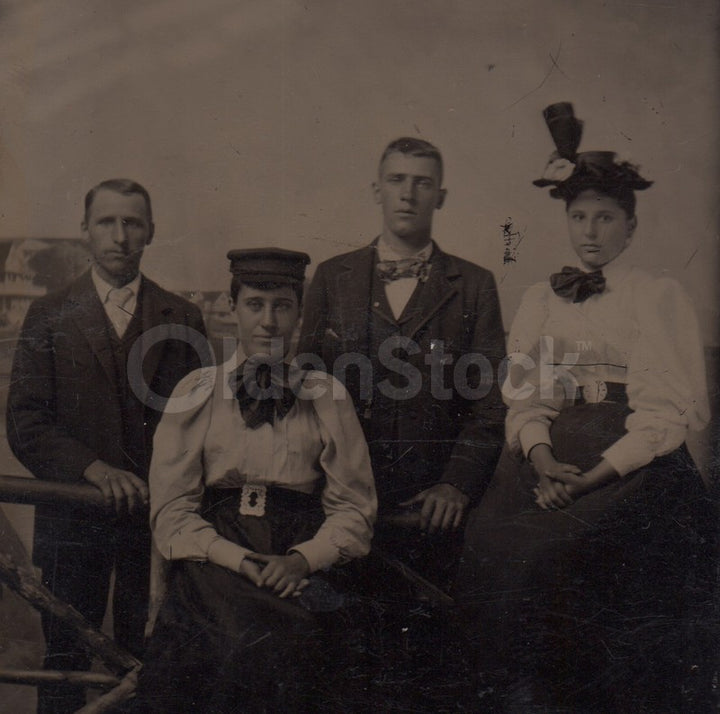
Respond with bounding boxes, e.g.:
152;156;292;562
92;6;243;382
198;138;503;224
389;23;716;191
137;277;175;392
332;241;460;343
67;272;117;385
333;245;378;350
400;248;460;339
342;240;399;328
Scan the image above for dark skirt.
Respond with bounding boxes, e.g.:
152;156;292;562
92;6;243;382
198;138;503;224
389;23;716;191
455;402;717;711
132;487;348;714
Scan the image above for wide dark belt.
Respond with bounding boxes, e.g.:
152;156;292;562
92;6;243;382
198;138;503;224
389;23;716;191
202;483;320;519
573;380;627;405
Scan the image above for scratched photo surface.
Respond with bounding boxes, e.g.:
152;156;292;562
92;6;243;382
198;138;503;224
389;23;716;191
0;1;717;712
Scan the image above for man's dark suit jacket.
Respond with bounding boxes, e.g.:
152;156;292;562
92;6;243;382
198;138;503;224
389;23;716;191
298;241;506;511
6;270;207;567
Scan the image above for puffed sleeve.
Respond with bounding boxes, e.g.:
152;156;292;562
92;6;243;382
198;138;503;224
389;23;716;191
288;374;377;573
150;367;252;572
504;283;566;456
602;278;709;476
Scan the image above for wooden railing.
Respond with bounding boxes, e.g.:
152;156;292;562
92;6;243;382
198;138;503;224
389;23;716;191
0;476;140;713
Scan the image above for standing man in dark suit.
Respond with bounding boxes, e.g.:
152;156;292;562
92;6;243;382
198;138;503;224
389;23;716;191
298;138;506;704
6;178;207;714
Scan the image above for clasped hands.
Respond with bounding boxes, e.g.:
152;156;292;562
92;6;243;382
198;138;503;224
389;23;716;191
235;482;471;597
83;463;311;598
239;551;310;599
529;444;617;510
533;461;585;510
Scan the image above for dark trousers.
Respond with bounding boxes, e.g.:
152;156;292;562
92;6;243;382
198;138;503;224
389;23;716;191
35;518;150;714
332;524;466;713
347;440;471;712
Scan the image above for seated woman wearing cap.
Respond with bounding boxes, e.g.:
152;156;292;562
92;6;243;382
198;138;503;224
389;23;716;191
132;249;376;713
455;105;713;709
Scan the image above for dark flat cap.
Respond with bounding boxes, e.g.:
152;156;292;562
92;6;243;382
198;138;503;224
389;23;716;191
227;248;310;284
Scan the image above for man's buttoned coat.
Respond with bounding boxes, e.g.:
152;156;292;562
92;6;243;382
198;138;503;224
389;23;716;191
6;270;206;657
298;242;506;510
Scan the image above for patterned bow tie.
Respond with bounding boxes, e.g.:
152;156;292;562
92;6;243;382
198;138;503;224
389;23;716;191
230;360;302;429
376;257;430;283
550;266;606;303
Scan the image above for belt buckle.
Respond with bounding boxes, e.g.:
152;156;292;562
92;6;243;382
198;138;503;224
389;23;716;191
581;380;607;404
239;484;267;517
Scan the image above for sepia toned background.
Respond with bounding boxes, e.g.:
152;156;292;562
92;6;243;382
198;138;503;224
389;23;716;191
0;1;717;710
0;0;717;336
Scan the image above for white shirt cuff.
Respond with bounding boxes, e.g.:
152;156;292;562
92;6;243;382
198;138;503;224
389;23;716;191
601;443;651;477
207;538;251;572
601;425;686;477
289;538;338;573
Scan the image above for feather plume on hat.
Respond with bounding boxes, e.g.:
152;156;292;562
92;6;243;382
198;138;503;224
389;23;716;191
533;102;652;198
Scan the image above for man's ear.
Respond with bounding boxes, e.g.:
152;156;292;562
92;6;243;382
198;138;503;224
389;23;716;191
436;188;447;210
372;182;382;204
80;220;88;238
146;222;156;246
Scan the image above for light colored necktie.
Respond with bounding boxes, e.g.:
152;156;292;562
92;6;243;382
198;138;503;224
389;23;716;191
106;286;133;337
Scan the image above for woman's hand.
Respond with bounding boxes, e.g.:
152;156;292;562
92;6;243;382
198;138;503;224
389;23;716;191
532;457;620;509
237;558;264;587
528;443;581;482
533;473;574;510
246;552;311;598
567;459;620;498
528;443;582;509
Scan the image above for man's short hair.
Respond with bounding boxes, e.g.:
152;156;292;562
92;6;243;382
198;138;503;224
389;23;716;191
378;138;444;184
84;178;153;223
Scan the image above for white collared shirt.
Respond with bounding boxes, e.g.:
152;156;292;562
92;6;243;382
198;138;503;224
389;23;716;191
504;255;709;476
376;238;433;319
149;349;377;574
91;267;141;337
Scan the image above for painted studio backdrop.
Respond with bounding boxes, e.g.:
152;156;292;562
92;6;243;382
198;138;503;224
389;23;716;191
0;1;717;710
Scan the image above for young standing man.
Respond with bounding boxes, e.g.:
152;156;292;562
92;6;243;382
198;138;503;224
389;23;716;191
7;179;206;713
299;138;506;705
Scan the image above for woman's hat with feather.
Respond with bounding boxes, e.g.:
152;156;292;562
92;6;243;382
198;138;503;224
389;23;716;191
533;102;652;200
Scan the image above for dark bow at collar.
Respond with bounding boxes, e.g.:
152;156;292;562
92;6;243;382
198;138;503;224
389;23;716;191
229;359;303;429
550;266;606;303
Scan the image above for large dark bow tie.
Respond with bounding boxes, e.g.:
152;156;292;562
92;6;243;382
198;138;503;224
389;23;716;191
230;360;301;429
550;266;606;303
376;257;430;283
